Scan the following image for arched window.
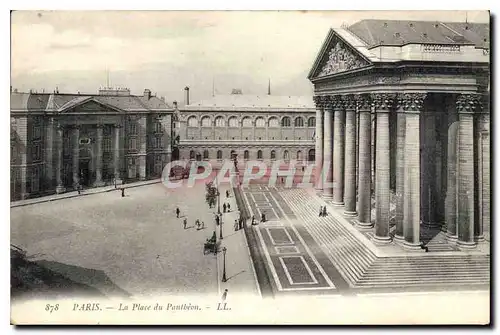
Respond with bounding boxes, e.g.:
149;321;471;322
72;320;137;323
187;116;198;127
257;150;263;159
189;150;195;160
283;150;289;160
308;149;315;162
242;117;252;127
270;150;276;160
281;117;291;127
217;150;223;160
201;116;211;127
269;117;279;128
215;116;225;127
294;117;304;127
255;117;265;128
308;117;316;127
296;150;303;160
228;117;239;128
244;150;249;160
203;150;209;160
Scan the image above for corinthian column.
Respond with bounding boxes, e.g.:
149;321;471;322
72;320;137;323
72;125;80;189
402;93;427;249
343;95;357;216
456;94;480;250
94;124;104;186
332;95;345;206
313;96;325;194
55;124;65;194
355;94;372;227
322;98;334;201
394;96;406;242
372;93;394;244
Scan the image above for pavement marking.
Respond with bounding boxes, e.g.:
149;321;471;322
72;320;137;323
275;246;300;254
266;227;294;245
279;256;318;285
243;190;284;291
267;189;336;289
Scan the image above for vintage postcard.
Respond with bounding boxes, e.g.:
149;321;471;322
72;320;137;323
9;10;490;325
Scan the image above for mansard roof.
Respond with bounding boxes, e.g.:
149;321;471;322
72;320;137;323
10;91;172;113
183;95;315;111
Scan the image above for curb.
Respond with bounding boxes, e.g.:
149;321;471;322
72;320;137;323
10;180;162;208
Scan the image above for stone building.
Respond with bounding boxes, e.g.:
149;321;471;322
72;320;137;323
10;87;173;200
175;87;316;166
310;20;490;249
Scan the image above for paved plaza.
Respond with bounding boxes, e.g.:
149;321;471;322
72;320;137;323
10;179;259;299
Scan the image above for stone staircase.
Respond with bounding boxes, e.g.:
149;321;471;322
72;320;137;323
280;188;490;289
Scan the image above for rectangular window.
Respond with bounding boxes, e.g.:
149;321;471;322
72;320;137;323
154;137;161;149
32;143;41;161
128;138;137;151
103;138;112;152
33;125;41;139
129;122;137;135
154;122;162;133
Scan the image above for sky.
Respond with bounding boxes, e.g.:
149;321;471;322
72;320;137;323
11;10;489;104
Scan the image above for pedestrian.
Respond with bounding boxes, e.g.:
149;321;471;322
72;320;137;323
121;188;125;197
234;220;238;231
183;218;187;229
176;207;180;218
227;203;231;212
201;221;205;229
223;203;227;213
215;215;220;226
239;218;243;230
322;206;327;217
221;289;228;302
226;190;230;198
319;206;323;217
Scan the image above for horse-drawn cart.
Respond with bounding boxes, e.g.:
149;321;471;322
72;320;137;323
203;239;220;255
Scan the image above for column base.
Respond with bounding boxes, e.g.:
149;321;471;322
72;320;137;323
332;201;344;207
322;193;333;201
475;235;485;243
343;210;357;217
393;234;405;243
56;185;66;194
403;241;423;251
445;233;458;243
93;181;105;187
421;221;441;229
315;188;323;196
354;219;373;229
457;240;477;250
372;235;392;245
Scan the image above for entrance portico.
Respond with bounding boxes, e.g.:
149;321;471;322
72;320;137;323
309;20;490;250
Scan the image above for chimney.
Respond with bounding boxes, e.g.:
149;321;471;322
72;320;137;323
144;89;151;100
173;101;178;109
184;86;190;106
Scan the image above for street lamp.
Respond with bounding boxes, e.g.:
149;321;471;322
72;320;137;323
222;247;227;282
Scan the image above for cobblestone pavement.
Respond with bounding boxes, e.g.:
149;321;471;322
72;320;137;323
11;181;228;298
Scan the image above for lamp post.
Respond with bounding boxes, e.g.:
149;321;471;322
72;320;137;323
222;247;227;282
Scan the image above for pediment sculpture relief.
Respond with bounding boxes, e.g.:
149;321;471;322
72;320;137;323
318;40;369;77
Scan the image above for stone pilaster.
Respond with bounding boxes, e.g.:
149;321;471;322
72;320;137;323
355;94;372;227
114;124;122;184
445;96;459;241
94;124;104;186
480;108;490;241
394;97;406;242
72;125;80;189
343;95;357;216
332;95;345;206
372;93;394;244
322;99;334;201
313;96;325;194
55;124;65;194
402;93;426;249
456;93;480;250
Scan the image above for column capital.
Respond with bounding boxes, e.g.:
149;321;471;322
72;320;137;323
341;94;356;111
313;95;329;109
456;93;483;114
56;123;65;131
355;94;371;112
371;93;396;111
397;93;427;112
327;95;344;110
96;124;105;129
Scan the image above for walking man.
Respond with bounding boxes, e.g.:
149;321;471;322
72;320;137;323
223;203;227;213
226;190;230;198
234;220;239;231
121;188;125;198
227;203;231;212
319;206;323;217
176;207;180;218
322;206;327;217
183;218;187;229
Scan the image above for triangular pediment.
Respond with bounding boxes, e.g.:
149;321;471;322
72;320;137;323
308;30;372;80
58;97;125;113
